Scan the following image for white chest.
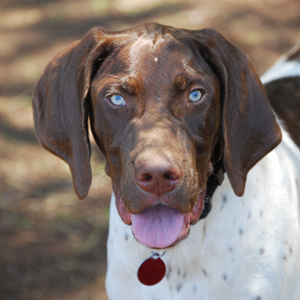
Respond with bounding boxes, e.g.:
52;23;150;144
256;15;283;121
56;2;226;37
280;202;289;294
105;142;300;300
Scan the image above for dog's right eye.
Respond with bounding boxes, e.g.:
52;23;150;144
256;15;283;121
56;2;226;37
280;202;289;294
188;90;203;102
109;94;126;106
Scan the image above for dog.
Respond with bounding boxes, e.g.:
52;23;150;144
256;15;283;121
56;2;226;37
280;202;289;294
32;23;300;299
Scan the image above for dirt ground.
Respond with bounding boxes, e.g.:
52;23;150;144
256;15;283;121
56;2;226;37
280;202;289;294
0;0;299;299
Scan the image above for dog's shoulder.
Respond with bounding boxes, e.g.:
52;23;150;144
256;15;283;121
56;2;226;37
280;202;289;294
262;42;300;148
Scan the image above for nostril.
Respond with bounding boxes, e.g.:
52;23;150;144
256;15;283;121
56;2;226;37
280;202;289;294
163;168;182;181
164;173;173;180
136;172;153;182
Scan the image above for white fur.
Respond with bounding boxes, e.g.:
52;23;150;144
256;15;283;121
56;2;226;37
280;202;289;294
105;126;300;300
260;57;300;84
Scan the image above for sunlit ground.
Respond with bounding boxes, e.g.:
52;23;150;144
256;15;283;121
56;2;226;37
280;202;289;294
0;0;299;299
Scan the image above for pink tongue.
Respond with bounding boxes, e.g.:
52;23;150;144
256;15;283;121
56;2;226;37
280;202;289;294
131;205;184;248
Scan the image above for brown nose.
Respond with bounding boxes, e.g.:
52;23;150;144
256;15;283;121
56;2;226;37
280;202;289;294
134;152;183;196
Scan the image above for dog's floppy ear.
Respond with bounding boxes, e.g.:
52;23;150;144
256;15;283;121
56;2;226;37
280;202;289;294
192;29;282;196
33;27;108;199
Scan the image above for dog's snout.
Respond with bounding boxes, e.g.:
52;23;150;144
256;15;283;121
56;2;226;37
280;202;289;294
134;151;183;196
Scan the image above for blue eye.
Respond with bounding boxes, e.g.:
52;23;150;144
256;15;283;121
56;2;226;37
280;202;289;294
189;90;203;102
109;94;126;106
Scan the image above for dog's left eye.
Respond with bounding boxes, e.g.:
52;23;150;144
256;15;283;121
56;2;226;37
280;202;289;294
109;94;126;106
189;90;203;102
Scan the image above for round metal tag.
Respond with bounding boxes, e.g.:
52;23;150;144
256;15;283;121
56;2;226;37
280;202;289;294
137;253;166;286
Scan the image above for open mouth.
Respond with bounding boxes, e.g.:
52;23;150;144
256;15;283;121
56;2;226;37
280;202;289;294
116;194;205;249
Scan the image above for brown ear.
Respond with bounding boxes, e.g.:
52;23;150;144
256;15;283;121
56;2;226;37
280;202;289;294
32;27;108;199
193;29;282;196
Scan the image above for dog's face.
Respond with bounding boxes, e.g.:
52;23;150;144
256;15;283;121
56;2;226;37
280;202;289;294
33;23;281;249
89;34;221;247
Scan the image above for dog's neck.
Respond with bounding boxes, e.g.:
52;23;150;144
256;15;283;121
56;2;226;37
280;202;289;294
200;160;225;220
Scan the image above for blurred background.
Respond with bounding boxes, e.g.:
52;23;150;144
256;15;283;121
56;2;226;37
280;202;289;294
0;0;299;299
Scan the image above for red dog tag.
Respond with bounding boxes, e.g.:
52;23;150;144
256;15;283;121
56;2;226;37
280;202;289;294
137;252;166;286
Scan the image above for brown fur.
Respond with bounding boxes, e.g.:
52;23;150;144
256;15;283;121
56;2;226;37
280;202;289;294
33;23;281;216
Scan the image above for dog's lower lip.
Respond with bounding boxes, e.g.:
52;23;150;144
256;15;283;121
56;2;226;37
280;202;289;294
115;195;132;225
115;193;205;248
190;192;205;223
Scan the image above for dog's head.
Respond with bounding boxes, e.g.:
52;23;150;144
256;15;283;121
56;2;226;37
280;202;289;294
33;23;281;249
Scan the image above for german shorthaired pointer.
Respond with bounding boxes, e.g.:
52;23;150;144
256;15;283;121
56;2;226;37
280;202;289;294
33;23;300;299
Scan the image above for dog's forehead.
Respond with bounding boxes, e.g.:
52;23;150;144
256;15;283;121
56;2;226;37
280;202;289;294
106;33;214;87
113;33;196;72
127;33;184;61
